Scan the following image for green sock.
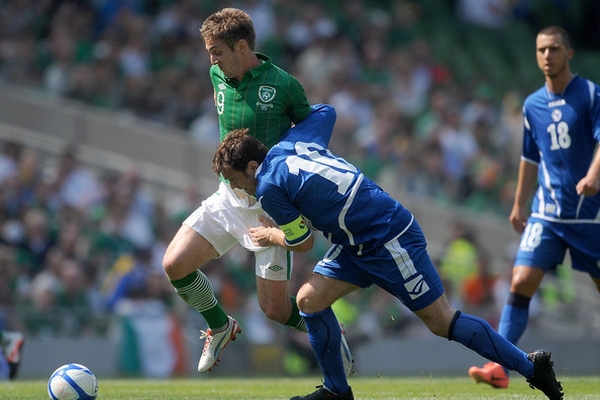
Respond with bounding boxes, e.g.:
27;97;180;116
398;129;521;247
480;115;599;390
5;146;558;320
171;270;229;329
285;296;307;333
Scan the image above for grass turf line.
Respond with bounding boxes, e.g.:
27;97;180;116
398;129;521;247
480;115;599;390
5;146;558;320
3;375;599;399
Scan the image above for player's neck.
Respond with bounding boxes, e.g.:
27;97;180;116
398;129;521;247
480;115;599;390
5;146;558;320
234;53;261;82
546;70;575;95
247;53;261;70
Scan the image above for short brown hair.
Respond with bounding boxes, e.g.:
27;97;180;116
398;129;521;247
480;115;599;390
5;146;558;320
200;8;256;51
538;26;572;49
213;129;268;176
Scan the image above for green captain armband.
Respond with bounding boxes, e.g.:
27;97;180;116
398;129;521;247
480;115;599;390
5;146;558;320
280;215;309;244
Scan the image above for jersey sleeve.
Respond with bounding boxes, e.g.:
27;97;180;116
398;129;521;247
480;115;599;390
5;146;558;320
286;76;312;124
282;104;337;147
257;180;312;247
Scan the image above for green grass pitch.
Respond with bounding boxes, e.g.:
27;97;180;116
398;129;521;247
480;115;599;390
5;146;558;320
3;375;599;399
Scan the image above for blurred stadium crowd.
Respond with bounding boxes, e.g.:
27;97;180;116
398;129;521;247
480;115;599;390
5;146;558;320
0;0;599;374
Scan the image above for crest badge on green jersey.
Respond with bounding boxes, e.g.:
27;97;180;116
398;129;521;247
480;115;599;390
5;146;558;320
258;85;276;102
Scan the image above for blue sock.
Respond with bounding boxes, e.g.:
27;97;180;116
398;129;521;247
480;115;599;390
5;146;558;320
498;293;531;344
301;307;349;395
449;311;534;378
497;294;531;376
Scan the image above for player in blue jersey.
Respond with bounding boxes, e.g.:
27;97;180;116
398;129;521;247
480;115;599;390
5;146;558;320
469;25;600;389
212;104;564;400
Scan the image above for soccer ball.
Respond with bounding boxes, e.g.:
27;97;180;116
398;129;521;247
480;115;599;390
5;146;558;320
47;363;99;400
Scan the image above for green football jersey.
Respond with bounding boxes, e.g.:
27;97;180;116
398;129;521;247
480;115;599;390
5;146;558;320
210;53;311;149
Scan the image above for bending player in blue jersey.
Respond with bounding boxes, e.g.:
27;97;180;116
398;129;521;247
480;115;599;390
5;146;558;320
212;103;564;400
469;25;600;390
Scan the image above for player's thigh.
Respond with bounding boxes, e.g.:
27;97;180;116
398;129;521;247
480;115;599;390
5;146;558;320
297;273;359;314
163;224;220;279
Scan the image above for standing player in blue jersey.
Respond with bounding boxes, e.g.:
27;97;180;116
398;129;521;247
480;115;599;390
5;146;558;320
469;25;600;390
212;103;564;400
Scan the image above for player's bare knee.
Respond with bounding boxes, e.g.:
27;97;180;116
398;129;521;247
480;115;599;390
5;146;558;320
162;253;178;279
260;304;288;324
162;249;190;280
509;267;544;296
295;295;312;314
510;278;538;297
296;296;325;315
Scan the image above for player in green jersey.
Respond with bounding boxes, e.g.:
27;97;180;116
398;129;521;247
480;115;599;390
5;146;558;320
162;7;353;375
207;38;311;147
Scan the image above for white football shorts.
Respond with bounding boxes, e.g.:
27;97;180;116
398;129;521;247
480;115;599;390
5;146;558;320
183;181;292;281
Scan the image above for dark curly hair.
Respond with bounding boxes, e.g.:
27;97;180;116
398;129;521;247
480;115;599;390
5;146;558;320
213;128;268;176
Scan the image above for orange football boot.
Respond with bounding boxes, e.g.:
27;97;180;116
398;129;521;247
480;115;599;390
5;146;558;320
468;362;509;389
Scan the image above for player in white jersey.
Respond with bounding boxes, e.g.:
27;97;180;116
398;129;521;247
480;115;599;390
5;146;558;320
212;103;564;400
469;25;600;390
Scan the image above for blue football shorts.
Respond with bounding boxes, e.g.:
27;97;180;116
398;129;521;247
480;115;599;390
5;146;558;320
514;216;600;278
314;219;445;312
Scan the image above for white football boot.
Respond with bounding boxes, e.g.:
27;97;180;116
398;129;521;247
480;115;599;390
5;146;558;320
197;316;242;372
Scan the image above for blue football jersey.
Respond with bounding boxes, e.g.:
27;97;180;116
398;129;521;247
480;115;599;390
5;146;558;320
256;104;414;250
522;75;600;220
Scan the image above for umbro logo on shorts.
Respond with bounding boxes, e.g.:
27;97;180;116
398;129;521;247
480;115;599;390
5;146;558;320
404;274;430;300
268;265;283;272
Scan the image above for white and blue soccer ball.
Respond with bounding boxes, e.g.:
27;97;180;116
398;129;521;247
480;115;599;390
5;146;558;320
47;363;99;400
